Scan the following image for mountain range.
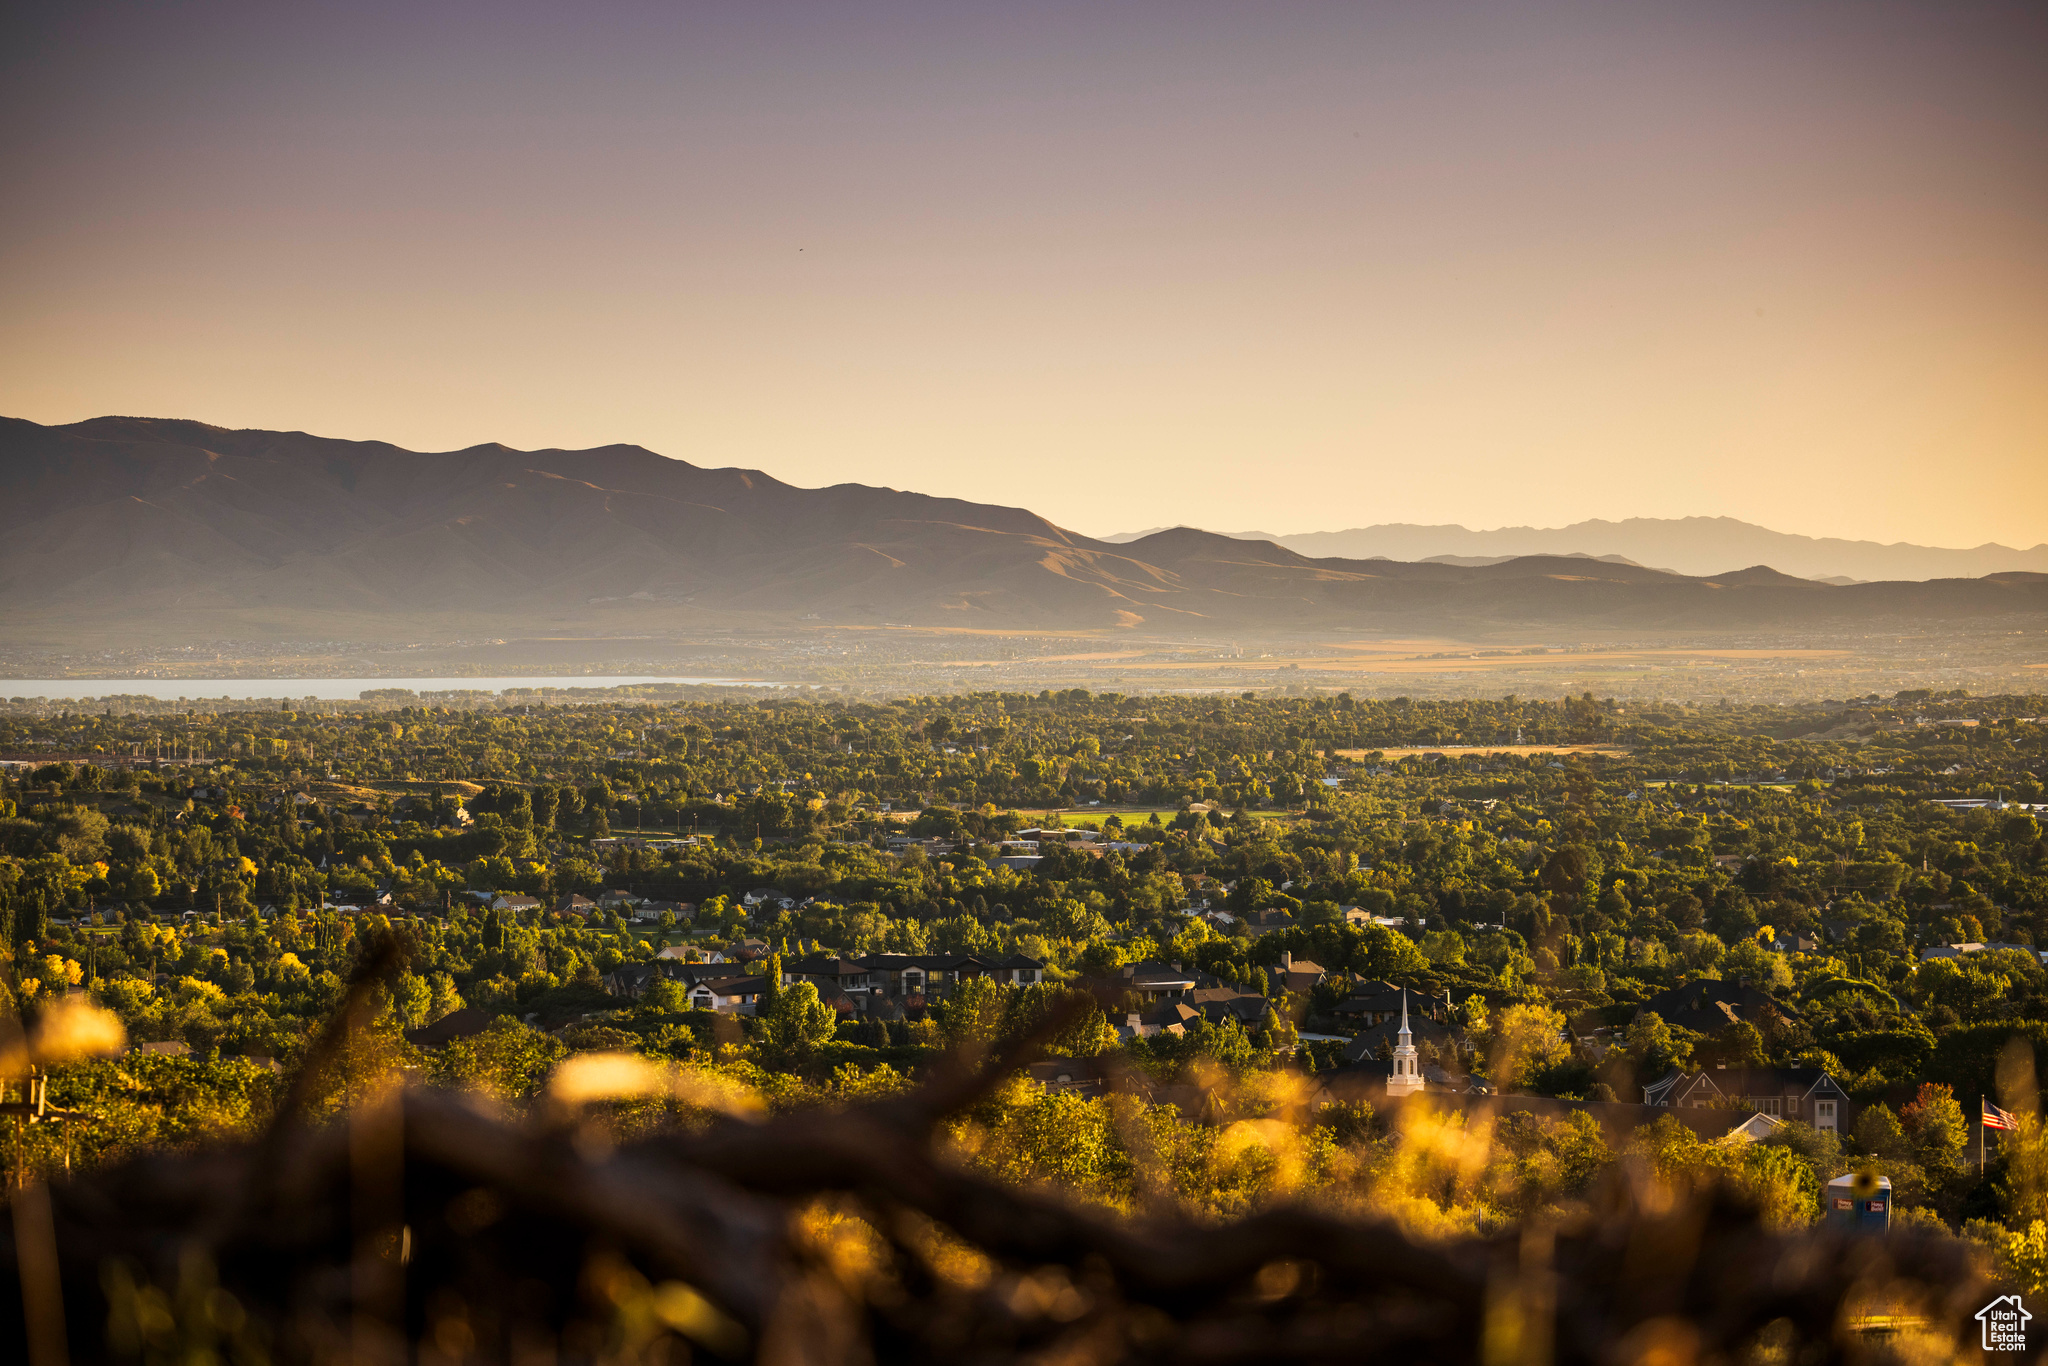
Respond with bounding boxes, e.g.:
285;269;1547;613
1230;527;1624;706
1099;520;2048;583
3;416;2043;643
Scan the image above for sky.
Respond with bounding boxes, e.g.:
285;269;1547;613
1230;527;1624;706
3;1;2045;549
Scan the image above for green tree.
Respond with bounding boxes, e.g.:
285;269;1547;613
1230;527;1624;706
757;980;837;1060
1899;1081;1969;1177
639;975;690;1014
936;976;1010;1047
430;1017;568;1101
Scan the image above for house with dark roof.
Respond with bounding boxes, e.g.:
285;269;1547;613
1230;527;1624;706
602;960;745;1000
854;953;988;1001
1186;985;1270;1028
1124;1001;1202;1038
1241;907;1296;937
783;956;877;1001
1641;1066;1849;1132
1273;950;1326;996
684;976;767;1015
1025;1055;1113;1098
1341;1012;1462;1064
1118;961;1198;1001
1636;979;1797;1035
1330;981;1450;1026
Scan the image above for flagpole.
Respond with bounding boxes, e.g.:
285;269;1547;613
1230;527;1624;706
1981;1095;1986;1176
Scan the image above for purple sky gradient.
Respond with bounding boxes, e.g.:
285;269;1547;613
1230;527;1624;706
3;1;2044;545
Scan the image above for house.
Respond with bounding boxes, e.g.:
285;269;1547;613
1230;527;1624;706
597;889;642;910
1718;1111;1786;1144
1025;1055;1112;1098
632;900;689;923
490;894;542;914
654;944;724;962
1329;980;1433;1026
1123;1001;1203;1038
1117;961;1198;1002
741;888;796;913
602;960;739;999
851;952;1035;1001
1641;1067;1849;1132
1240;907;1296;937
552;894;598;918
685;976;767;1015
1186;985;1271;1028
1273;950;1326;995
783;956;877;1000
1635;979;1796;1036
1341;1010;1461;1064
990;952;1047;986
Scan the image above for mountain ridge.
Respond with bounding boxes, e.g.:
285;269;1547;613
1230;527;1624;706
1097;518;2048;583
4;416;2044;642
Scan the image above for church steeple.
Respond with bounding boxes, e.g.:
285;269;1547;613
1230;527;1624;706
1388;988;1423;1096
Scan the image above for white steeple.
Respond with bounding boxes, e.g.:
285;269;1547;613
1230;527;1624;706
1387;988;1423;1096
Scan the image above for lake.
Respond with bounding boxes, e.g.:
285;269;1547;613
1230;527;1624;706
0;676;775;702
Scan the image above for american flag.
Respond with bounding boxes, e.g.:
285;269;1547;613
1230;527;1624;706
1984;1099;2018;1132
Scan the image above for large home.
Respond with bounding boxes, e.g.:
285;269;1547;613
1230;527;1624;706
989;952;1048;986
552;894;598;918
1272;950;1326;996
1641;1066;1850;1133
783;956;877;1002
1329;980;1436;1027
1341;1011;1462;1064
1117;961;1198;1002
685;976;768;1015
1636;979;1796;1035
490;894;542;914
1026;1055;1113;1098
850;952;1046;1002
1186;985;1270;1028
602;960;744;1000
1240;908;1296;937
632;899;690;923
1120;1001;1203;1039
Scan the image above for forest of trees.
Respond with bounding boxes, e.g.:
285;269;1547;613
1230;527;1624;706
2;686;2047;1284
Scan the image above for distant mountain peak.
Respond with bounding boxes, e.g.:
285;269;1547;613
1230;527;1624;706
1094;517;2047;582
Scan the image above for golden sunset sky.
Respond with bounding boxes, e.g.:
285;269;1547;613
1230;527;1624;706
3;1;2044;546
